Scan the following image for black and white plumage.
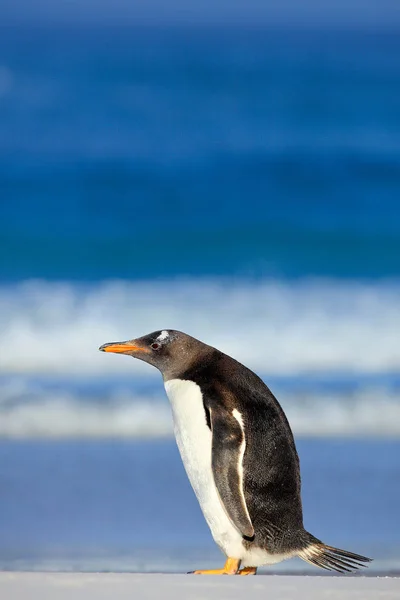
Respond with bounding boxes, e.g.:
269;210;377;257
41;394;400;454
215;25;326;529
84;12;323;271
100;329;371;575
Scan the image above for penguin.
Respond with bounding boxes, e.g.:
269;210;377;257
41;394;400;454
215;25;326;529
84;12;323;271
99;329;371;575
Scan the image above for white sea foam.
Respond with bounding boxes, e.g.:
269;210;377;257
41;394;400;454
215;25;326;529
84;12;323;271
0;377;171;439
1;277;400;376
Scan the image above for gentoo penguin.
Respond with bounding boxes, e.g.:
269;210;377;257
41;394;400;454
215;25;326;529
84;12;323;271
100;330;371;575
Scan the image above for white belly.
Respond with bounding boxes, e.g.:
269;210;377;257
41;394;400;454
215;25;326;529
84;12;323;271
164;378;291;566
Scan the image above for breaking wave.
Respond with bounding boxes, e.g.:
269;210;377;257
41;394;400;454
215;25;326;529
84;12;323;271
1;277;400;375
1;277;399;439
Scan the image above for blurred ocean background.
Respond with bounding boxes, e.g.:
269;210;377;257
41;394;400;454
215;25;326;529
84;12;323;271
0;2;400;574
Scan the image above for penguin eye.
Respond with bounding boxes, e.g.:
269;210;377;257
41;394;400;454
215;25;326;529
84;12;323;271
151;343;160;350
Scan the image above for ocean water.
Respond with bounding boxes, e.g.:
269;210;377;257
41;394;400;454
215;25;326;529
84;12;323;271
0;24;399;572
0;439;399;574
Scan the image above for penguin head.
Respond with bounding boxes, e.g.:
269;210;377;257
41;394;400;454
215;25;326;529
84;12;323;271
99;329;208;378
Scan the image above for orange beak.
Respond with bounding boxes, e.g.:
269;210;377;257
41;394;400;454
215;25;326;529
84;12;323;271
99;341;151;355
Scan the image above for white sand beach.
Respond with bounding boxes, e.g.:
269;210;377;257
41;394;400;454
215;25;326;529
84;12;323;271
0;573;399;600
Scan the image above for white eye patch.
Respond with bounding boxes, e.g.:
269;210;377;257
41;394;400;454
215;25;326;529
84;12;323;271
157;330;169;341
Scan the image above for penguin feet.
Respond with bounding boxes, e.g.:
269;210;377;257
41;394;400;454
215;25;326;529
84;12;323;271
191;557;240;575
238;567;257;575
190;558;257;575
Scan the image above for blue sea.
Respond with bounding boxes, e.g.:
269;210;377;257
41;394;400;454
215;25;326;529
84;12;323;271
0;23;399;573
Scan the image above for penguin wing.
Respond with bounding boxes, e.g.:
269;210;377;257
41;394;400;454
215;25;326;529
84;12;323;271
210;406;254;539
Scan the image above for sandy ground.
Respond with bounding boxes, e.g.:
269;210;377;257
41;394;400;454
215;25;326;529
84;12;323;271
0;573;399;600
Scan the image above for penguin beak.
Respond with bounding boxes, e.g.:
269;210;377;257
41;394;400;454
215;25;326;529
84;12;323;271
99;340;151;355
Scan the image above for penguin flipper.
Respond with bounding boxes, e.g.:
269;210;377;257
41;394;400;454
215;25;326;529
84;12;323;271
210;407;254;539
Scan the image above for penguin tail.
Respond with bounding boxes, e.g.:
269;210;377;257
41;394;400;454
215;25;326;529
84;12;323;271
297;534;372;573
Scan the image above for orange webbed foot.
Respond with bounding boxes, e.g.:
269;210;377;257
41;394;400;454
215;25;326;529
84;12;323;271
238;567;257;575
191;558;241;575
